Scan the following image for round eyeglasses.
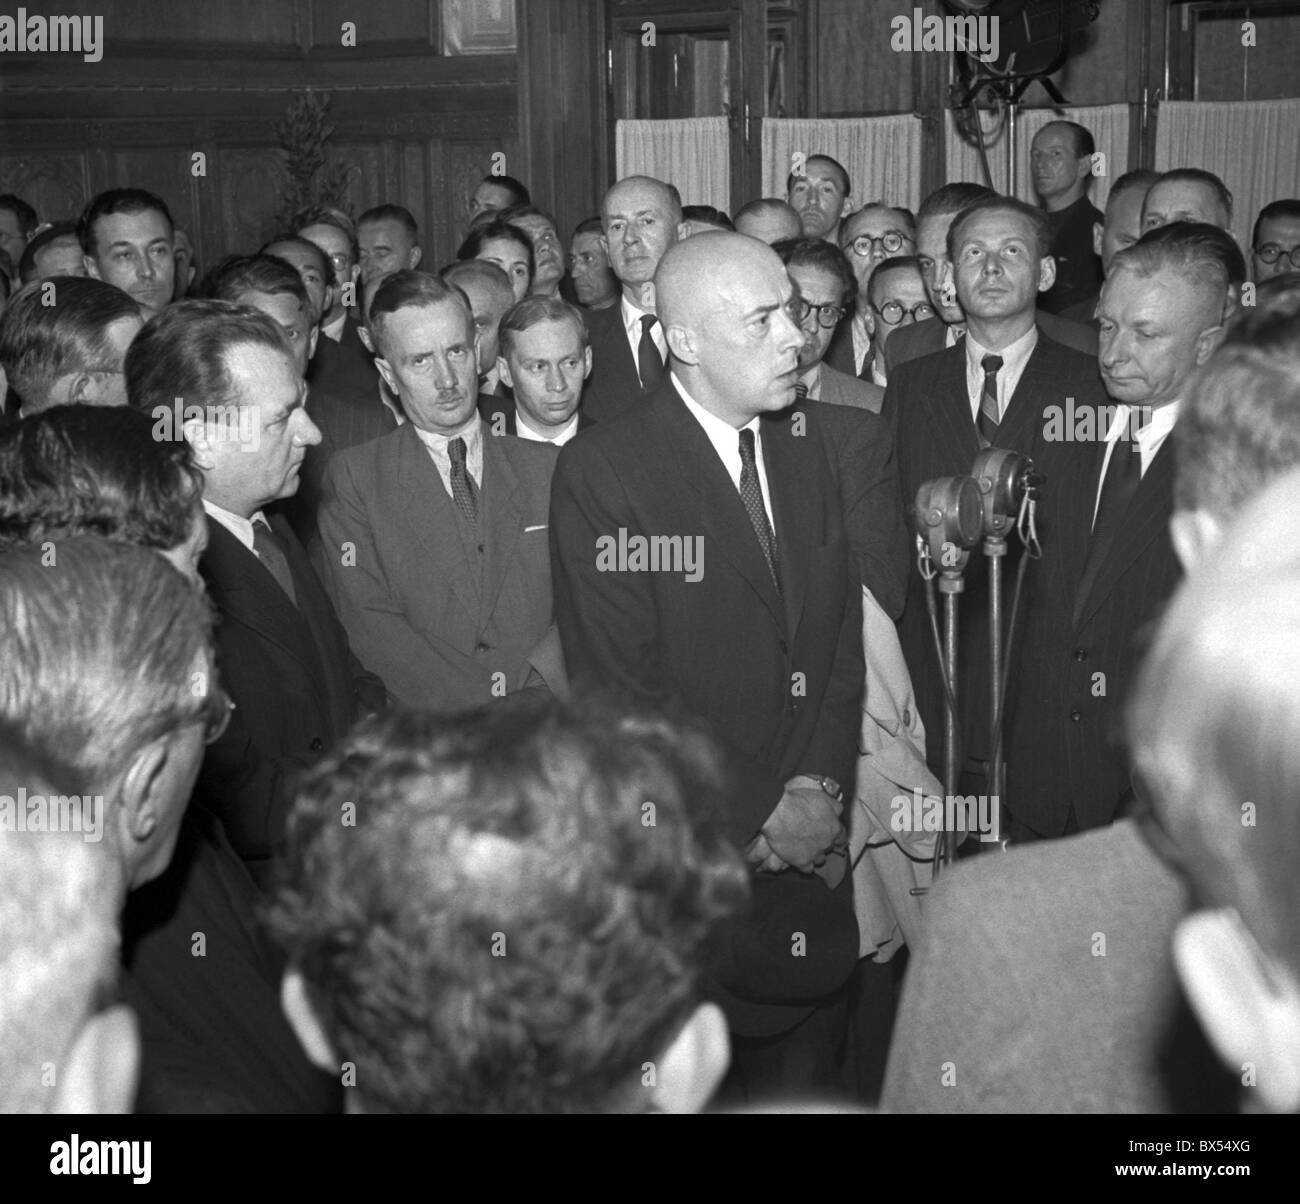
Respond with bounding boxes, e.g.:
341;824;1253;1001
790;297;844;329
1255;243;1300;269
873;300;934;326
841;231;913;258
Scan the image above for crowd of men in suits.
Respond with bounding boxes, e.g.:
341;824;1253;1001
2;116;1300;1114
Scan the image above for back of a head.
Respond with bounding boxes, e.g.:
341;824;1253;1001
1128;471;1300;1000
441;257;515;305
682;205;735;233
0;403;203;556
1175;274;1300;520
0;732;126;1113
0;536;212;787
125;297;292;418
917;182;998;225
268;695;748;1113
0;276;141;413
0;193;39;240
1107;169;1160;215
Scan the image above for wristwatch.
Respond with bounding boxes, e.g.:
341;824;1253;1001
802;774;842;802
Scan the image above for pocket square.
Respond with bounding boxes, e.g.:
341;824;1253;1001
524;524;548;533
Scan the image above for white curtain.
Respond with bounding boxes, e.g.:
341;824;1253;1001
1155;99;1300;258
944;103;1133;214
614;117;730;213
761;115;924;213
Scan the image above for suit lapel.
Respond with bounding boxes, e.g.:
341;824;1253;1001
931;344;980;469
479;428;523;624
395;424;478;623
659;389;785;632
763;413;814;636
998;337;1055;452
202;519;323;683
1073;437;1175;631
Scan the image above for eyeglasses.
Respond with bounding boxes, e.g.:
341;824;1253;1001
872;300;934;326
841;231;913;258
1254;243;1300;269
196;684;236;745
790;297;844;329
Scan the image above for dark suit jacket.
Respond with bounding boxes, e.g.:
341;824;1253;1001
818;362;884;414
882;330;1111;782
315;420;559;712
1004;426;1183;835
822;315;861;378
581;298;655;424
812;398;909;620
477;393;596;439
882;821;1235;1113
120;805;341;1113
281;378;398;547
883;310;1099;375
197;512;386;873
309;313;377;401
550;381;864;1037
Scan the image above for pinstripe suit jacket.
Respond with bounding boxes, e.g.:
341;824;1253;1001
882;331;1111;783
1004;424;1183;836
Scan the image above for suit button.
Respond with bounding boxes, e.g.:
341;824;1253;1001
1070;711;1082;723
309;736;324;751
1073;649;1087;662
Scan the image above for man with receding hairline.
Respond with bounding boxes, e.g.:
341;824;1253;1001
582;175;690;424
552;231;864;1099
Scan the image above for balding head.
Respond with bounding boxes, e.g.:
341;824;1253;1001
600;177;687;302
655;232;803;426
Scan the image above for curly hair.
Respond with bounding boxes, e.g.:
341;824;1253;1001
267;695;749;1113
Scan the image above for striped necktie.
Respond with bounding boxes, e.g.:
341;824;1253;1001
738;428;780;593
448;436;478;525
977;353;1003;446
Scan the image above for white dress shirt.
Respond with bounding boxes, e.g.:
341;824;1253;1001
797;363;823;401
964;324;1038;424
673;372;775;528
622;294;667;387
414;413;484;497
850;311;872;376
204;498;264;556
516;410;581;446
1092;400;1178;526
321;309;346;344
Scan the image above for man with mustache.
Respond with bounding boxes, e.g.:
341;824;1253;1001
314;270;561;711
79;188;175;319
126;299;386;886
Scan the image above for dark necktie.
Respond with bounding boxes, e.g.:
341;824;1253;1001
449;436;478;525
977;353;1003;446
738;427;780;592
252;517;298;608
637;314;665;391
1090;431;1143;545
794;382;809;401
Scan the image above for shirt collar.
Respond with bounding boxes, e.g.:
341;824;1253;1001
621;293;654;337
412;411;482;452
964;323;1038;376
516;410;580;443
203;498;260;553
672;371;760;443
